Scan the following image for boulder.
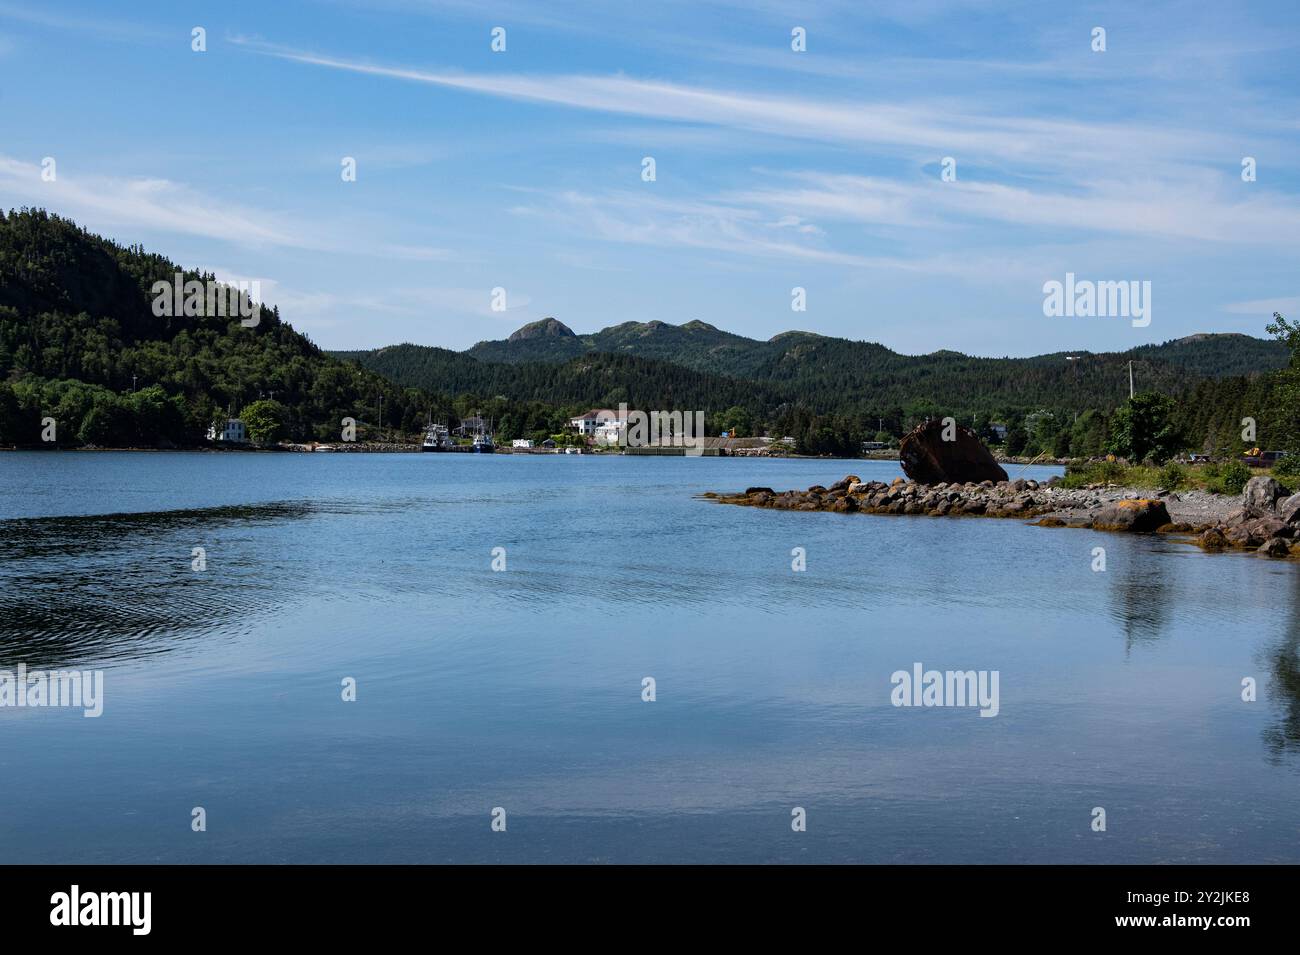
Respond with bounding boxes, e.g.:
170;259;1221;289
1278;492;1300;524
1198;527;1228;549
898;420;1008;485
1246;517;1292;540
1225;523;1264;548
827;474;861;494
744;487;775;496
1259;537;1292;558
1243;476;1288;518
1091;498;1172;532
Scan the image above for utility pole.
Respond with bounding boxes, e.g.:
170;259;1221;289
131;374;137;392
1128;360;1134;400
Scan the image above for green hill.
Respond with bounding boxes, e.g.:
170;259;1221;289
332;342;787;416
0;208;448;445
3;208;1291;459
346;318;1287;422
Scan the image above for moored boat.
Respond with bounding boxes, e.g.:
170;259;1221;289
422;423;454;451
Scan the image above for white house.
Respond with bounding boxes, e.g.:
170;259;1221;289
207;418;248;444
569;408;622;435
512;439;534;449
594;420;625;446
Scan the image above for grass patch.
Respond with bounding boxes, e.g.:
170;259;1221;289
1063;459;1278;494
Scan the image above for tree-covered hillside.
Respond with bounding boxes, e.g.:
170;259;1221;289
342;317;1291;452
2;208;1293;462
342;312;1297;458
0;208;449;445
464;314;1287;386
331;343;788;418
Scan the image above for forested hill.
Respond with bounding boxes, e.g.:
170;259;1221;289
0;208;442;444
463;315;1286;382
2;208;1291;458
329;343;788;414
339;319;1287;421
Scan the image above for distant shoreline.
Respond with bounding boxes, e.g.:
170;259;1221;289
0;444;1066;466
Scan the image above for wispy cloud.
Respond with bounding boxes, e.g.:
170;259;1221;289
0;155;454;262
1223;295;1300;317
0;2;168;43
232;40;1214;169
507;186;1050;282
734;171;1300;244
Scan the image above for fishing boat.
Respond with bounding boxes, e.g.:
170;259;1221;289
421;423;454;452
472;429;496;453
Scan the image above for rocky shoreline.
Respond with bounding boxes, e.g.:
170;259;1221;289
705;474;1300;559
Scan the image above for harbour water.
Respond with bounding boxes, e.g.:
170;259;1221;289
1;452;1297;863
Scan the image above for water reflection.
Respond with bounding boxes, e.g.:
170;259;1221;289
1262;569;1300;764
0;502;314;667
1108;547;1173;652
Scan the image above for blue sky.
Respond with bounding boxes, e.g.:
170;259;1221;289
2;0;1298;356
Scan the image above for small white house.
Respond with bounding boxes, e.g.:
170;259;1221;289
207;418;248;444
512;439;534;449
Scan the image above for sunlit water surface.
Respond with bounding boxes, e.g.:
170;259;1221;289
1;452;1297;863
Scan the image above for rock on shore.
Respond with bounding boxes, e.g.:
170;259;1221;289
705;473;1300;559
898;419;1008;485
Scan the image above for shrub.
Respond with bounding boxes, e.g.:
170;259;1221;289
1158;462;1187;491
1272;452;1300;482
1060;468;1093;489
1211;460;1252;495
1061;459;1130;488
1097;459;1128;485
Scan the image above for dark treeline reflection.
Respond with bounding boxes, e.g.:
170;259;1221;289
0;501;314;667
1263;571;1300;763
1109;551;1172;653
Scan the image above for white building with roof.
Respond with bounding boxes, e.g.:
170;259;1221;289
207;418;248;444
569;408;622;435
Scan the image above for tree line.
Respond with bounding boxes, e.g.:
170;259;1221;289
2;208;1295;460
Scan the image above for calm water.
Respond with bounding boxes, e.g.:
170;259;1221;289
0;451;1297;864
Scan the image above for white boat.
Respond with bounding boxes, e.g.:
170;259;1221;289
422;423;454;452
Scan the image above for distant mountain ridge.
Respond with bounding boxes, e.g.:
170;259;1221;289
335;318;1287;419
465;317;1284;379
